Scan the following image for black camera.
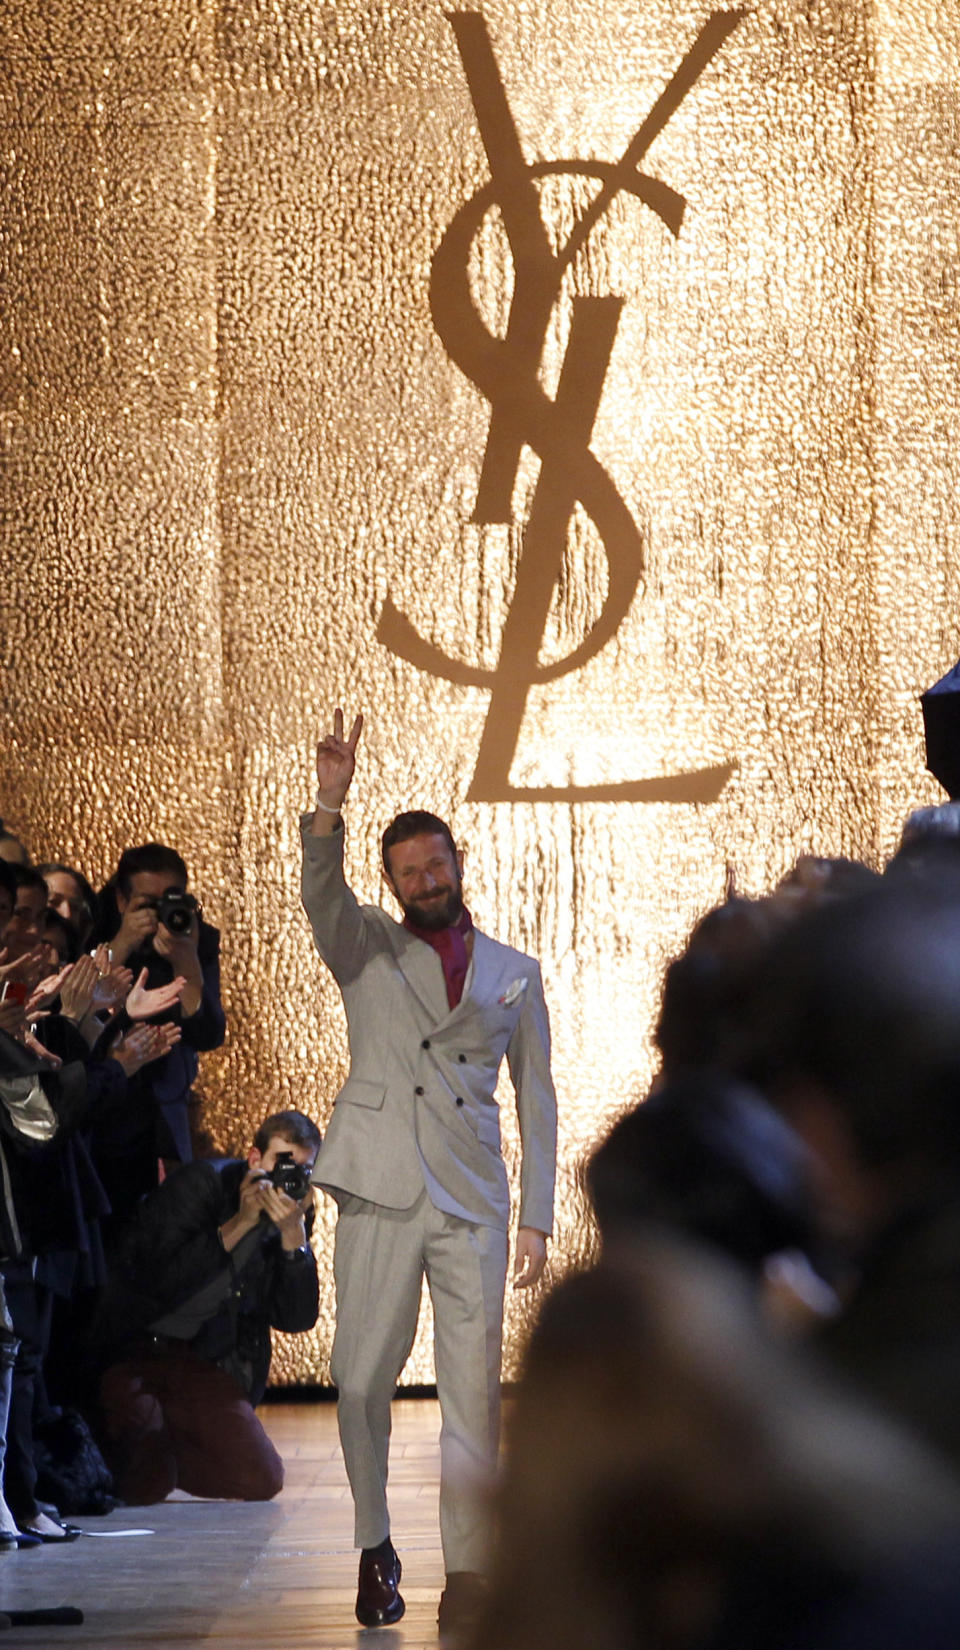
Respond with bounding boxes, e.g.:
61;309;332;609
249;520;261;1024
266;1151;312;1202
156;888;199;935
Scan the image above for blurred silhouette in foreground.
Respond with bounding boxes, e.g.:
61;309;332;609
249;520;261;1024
474;1240;960;1650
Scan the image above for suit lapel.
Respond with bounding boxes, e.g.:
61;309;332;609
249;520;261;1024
438;930;498;1031
395;930;450;1022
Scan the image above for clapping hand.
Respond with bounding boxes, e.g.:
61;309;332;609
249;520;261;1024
90;946;134;1016
0;946;46;993
25;965;73;1019
125;968;186;1021
57;954;101;1023
108;1021;182;1076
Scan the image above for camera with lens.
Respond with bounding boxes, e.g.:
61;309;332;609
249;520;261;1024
156;888;199;936
264;1151;312;1202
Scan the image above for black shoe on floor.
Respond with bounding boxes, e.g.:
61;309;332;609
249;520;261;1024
356;1538;405;1627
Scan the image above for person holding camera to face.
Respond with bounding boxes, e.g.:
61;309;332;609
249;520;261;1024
92;1110;320;1504
90;843;226;1227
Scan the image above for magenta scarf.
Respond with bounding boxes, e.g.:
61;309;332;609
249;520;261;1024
403;906;474;1009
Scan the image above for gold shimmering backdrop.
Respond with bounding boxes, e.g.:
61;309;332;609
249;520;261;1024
3;1;960;1383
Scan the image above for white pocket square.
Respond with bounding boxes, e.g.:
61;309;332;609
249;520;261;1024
498;977;528;1007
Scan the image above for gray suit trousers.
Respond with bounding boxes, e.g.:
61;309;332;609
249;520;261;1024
330;1191;509;1572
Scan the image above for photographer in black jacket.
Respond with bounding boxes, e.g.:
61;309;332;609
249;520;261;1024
94;1109;320;1504
91;841;227;1227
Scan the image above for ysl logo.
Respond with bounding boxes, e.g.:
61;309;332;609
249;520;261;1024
378;9;744;802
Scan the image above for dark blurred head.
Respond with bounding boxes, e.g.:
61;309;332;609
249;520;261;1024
656;898;783;1078
773;855;880;910
747;881;960;1210
476;1241;960;1650
885;825;960;892
587;1076;815;1273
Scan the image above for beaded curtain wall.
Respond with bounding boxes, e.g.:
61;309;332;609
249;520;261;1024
2;1;958;1382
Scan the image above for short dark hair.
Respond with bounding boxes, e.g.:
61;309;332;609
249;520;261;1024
12;865;47;899
116;843;189;899
381;811;457;877
253;1110;322;1157
0;860;17;906
41;908;77;962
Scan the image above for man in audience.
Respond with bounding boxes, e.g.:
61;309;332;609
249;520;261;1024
91;843;226;1224
95;1110;320;1504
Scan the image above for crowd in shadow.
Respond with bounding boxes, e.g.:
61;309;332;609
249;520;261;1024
475;801;960;1650
0;823;227;1547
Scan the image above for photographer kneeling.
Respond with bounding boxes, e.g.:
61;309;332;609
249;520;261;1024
93;1110;320;1504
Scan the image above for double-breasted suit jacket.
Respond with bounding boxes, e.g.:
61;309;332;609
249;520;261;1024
300;821;557;1235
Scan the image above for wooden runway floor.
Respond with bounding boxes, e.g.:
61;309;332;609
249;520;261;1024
0;1397;446;1648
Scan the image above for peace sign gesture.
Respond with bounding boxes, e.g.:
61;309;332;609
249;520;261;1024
313;709;363;829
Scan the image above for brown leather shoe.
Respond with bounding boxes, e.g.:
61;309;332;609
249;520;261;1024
438;1571;488;1642
356;1540;405;1627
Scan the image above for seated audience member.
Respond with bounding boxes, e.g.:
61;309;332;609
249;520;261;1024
746;878;960;1468
94;1110;320;1505
38;863;98;955
90;842;226;1224
475;1241;960;1650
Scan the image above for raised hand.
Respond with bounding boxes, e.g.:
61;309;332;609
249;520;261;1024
126;968;187;1021
315;708;363;810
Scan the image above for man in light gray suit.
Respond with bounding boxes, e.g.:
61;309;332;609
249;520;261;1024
301;710;557;1637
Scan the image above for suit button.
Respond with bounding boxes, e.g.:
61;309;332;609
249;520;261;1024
458;1054;466;1064
414;1086;424;1096
422;1038;431;1050
455;1097;464;1107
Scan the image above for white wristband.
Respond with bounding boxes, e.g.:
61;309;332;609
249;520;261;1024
314;794;342;815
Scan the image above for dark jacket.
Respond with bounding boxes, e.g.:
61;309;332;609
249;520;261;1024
95;1157;318;1403
88;920;227;1219
817;1194;960;1470
0;1028;116;1272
